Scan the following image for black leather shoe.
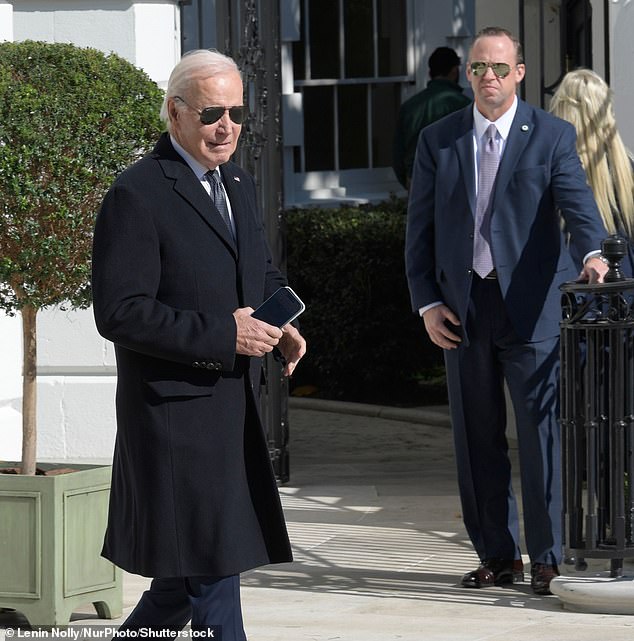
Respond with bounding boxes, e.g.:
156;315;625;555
530;563;559;595
461;558;525;588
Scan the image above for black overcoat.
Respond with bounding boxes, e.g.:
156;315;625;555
92;133;292;578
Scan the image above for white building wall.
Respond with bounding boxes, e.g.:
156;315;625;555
0;1;179;464
611;0;634;151
0;0;13;41
134;2;180;88
0;314;22;462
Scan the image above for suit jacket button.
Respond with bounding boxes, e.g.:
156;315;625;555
193;361;200;368
206;362;215;370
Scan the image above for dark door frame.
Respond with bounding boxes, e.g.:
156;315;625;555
179;0;290;482
519;0;609;107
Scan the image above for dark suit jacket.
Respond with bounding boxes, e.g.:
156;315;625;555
92;133;291;578
405;99;608;343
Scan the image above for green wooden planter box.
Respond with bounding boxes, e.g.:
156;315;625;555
0;463;122;626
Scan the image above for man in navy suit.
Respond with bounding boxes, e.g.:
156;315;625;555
92;49;305;639
405;27;608;595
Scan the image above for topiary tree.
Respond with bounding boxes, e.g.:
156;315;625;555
0;40;164;475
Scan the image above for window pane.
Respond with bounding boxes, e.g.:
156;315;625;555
377;0;407;76
339;84;368;169
293;145;302;173
371;82;400;167
344;0;373;78
309;0;339;78
304;86;335;171
292;3;306;81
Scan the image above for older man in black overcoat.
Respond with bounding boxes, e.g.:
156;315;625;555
92;49;306;640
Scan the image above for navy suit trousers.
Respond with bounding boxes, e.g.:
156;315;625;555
444;275;563;565
116;575;246;641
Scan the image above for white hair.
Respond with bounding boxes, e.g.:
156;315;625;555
160;49;242;131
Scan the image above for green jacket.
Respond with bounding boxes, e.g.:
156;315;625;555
393;78;471;188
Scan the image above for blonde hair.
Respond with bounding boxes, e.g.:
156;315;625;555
160;49;242;132
550;68;634;237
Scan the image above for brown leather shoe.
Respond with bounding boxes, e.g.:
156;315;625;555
530;563;559;595
461;558;525;588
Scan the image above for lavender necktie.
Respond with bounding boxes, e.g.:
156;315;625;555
473;124;500;278
205;170;235;242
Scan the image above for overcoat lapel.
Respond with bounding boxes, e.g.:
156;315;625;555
220;163;249;305
155;135;238;257
220;164;246;251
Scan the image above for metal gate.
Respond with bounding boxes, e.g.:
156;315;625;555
560;240;634;576
179;0;289;481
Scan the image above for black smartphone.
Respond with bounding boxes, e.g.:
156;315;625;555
251;286;305;328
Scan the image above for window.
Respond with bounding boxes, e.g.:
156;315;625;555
292;0;407;174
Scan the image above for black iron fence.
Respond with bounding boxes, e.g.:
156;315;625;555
560;238;634;576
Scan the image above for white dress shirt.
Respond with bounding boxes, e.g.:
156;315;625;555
170;135;236;231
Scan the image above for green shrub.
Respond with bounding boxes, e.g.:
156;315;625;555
0;40;164;474
0;40;163;314
285;198;446;405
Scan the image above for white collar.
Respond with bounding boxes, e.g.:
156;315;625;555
170;135;217;181
473;95;518;142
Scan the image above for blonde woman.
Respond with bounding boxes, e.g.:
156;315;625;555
550;68;634;275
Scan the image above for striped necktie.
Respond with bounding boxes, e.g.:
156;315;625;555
205;169;235;242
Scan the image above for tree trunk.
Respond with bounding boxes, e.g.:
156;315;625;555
21;304;37;475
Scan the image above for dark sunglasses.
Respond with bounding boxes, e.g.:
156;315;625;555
174;96;246;125
470;61;513;79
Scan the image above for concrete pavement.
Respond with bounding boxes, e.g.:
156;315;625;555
8;399;634;639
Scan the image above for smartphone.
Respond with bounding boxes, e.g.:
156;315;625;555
251;286;305;328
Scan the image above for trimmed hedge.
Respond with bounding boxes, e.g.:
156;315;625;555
285;198;446;405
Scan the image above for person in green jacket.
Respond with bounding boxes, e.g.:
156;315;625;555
393;46;472;190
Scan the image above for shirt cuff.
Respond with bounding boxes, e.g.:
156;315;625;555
583;250;603;263
419;301;443;317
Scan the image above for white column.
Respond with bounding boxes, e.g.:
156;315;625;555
0;314;23;462
611;0;634;150
133;1;181;90
0;0;13;42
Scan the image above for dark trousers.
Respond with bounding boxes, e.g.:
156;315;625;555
117;575;246;641
444;275;563;565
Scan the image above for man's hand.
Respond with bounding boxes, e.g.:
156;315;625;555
578;256;609;284
233;307;282;356
278;323;307;376
423;304;462;350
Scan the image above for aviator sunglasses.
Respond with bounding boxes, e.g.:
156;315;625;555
470;61;514;79
174;95;246;125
